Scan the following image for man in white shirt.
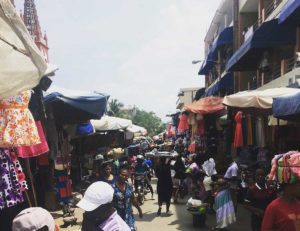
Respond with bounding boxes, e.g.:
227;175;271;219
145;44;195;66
224;159;239;213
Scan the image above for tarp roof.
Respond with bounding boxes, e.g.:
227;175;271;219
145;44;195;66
0;0;57;99
127;124;147;136
278;0;300;24
44;85;109;124
273;90;300;121
226;19;296;71
184;96;225;114
91;116;132;131
203;72;233;97
223;87;299;109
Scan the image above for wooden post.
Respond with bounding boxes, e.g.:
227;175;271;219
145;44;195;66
26;159;38;206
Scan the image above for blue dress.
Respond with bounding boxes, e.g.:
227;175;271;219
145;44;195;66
112;182;135;230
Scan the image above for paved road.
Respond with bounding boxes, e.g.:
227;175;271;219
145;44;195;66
134;180;252;231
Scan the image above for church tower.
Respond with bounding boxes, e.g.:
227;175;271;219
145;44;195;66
23;0;49;62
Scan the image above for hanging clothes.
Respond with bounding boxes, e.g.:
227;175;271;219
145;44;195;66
242;113;247;146
234;111;243;148
177;113;189;135
0;149;27;210
196;114;205;136
246;114;253;145
256;117;266;148
16;121;49;158
0;90;40;148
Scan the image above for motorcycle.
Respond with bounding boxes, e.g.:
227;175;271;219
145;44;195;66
134;172;149;205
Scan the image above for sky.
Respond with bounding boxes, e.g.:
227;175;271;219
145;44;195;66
15;0;220;121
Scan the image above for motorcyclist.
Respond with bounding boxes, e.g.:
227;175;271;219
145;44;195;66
134;155;154;198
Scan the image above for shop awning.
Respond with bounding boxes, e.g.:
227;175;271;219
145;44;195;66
127;124;147;136
0;0;58;99
203;72;233;97
226;19;296;71
223;87;299;110
273;90;300;121
44;86;109;124
278;0;300;24
198;27;233;75
91;116;132;131
184;96;225;114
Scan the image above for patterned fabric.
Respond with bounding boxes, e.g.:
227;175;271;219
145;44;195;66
16;121;49;158
0;91;40;148
112;182;135;230
215;189;236;228
0;149;27;210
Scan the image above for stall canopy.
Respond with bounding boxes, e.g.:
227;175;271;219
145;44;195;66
0;0;57;99
91;116;132;131
184;96;225;114
127;124;147;136
226;19;296;71
203;72;233;97
273;90;300;121
278;0;300;24
198;26;233;75
44;86;109;124
223;87;299;109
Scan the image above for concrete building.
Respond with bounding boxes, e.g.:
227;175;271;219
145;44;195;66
200;0;300;94
176;87;201;110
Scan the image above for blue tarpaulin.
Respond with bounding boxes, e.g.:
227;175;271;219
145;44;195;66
199;27;233;75
203;72;233;97
273;91;300;121
44;86;109;124
226;19;296;71
279;0;300;24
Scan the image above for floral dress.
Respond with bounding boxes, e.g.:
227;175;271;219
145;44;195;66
0;90;40;148
112;182;135;230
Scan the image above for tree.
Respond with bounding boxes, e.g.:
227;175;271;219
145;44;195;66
132;109;165;137
107;99;124;117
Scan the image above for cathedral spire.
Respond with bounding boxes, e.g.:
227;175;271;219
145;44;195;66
23;0;49;62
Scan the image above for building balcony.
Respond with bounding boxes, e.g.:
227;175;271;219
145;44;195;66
248;55;300;90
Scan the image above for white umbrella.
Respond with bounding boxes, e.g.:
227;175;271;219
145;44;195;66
0;0;57;99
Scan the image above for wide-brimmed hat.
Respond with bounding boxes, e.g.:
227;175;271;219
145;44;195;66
77;181;114;212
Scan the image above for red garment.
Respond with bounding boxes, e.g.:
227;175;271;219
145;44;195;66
261;198;300;231
234;111;243;148
16;121;49;158
167;124;172;138
177;114;189;134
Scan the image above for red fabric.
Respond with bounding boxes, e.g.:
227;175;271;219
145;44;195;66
16;121;49;158
262;198;300;231
188;143;196;153
234;111;243;148
197;118;205;136
37;153;50;166
184;96;225;114
177;114;189;134
167;124;172;138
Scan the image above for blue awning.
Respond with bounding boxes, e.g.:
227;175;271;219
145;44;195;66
44;86;109;124
199;27;233;75
273;91;300;121
279;0;300;24
203;72;233;97
226;19;296;71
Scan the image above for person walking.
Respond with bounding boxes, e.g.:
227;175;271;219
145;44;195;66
99;162;116;185
155;156;173;215
77;181;131;231
112;168;143;231
261;180;300;231
244;168;276;231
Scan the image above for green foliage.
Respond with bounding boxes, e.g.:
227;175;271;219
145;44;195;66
107;98;124;117
132;109;165;137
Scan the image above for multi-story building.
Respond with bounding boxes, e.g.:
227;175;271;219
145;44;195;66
176;87;201;110
200;0;300;94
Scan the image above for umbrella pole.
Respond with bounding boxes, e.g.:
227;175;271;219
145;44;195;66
26;159;38;206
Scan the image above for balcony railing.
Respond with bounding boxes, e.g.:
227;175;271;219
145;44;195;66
248;55;300;90
265;0;283;19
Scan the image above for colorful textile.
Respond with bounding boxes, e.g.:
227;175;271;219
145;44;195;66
234;111;243;148
54;170;72;203
177;114;189;134
246;114;253;145
0;149;26;210
0;91;40;148
112;182;135;230
16;121;49;158
215;189;236;228
262;198;300;231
